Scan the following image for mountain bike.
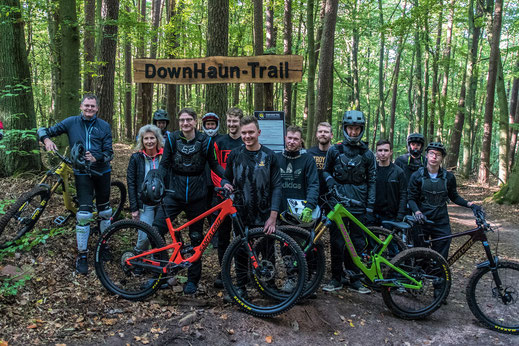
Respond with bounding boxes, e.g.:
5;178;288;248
286;186;450;319
94;188;308;318
387;210;519;334
0;151;126;249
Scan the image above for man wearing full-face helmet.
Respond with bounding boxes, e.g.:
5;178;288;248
395;133;426;183
321;110;376;294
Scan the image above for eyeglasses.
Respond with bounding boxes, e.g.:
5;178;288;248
82;105;97;108
179;118;194;123
427;152;443;158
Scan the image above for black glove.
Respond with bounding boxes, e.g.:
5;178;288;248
470;204;482;212
414;212;425;224
326;177;338;191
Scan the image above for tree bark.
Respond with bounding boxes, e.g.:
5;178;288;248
96;0;120;126
206;0;229;117
304;0;316;145
389;35;404;144
264;0;275;111
135;0;147;133
496;54;509;184
0;0;41;176
283;0;293;124
253;0;264;111
84;0;95;92
429;3;442;142
166;0;179;130
478;0;503;185
413;0;422;133
124;5;132;140
509;55;519;168
377;0;386;138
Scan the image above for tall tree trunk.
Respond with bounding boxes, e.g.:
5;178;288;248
264;0;275;111
84;0;95;92
166;0;179;130
283;0;293;124
253;0;264;111
351;0;360;110
422;15;430;143
304;0;316;145
377;0;386;138
58;0;80;122
437;0;454;140
461;0;482;178
206;0;229;117
496;54;509;184
0;0;41;176
124;5;132;140
47;0;60;123
509;55;519;168
389;35;404;144
314;0;339;134
478;0;503;185
96;0;120;126
413;0;422;133
429;3;442;141
135;0;147;132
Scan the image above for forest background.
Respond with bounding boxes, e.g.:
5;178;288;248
0;0;518;202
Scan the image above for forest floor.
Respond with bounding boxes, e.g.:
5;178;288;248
1;143;518;345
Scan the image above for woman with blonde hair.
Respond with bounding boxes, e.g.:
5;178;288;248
127;124;164;250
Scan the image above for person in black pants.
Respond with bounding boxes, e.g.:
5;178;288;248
322;110;375;294
407;142;481;259
37;94;113;274
153;108;228;295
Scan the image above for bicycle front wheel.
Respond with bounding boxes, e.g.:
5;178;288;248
221;228;307;317
0;186;50;249
466;260;519;334
278;225;325;299
381;247;451;320
94;219;168;300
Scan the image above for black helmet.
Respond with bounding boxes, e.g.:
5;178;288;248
407;133;425;156
425;142;447;156
153;109;169;125
342;110;365;144
202;113;220;137
70;142;87;171
140;169;165;206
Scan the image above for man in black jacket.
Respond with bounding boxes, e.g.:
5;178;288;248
276;125;319;222
395;133;426;184
374;139;407;223
322;110;375;294
307;122;333;199
153;108;227;295
408;142;481;258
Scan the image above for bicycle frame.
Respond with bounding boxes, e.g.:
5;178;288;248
38;162;77;214
314;202;424;289
127;195;248;274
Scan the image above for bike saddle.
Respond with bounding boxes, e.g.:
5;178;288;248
382;220;411;230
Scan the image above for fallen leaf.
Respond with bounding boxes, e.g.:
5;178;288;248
217;291;223;297
27;324;37;329
0;341;8;346
265;336;273;343
102;318;117;326
347;319;355;328
227;329;235;335
220;313;228;320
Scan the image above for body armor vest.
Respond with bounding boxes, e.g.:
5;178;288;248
407;154;425;172
171;134;205;175
333;146;367;185
421;171;448;208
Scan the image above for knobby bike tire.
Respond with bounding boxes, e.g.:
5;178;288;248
277;225;325;299
381;247;451;320
368;226;407;259
466;260;519;334
221;228;308;318
109;180;126;220
0;186;50;249
94;219;167;300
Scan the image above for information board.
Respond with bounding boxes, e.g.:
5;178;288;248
254;111;285;152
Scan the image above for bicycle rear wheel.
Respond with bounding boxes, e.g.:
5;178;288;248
0;186;50;249
381;247;451;320
466;260;519;334
277;225;325;299
221;228;307;317
94;219;168;300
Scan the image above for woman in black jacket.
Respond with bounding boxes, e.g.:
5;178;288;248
127;124;164;250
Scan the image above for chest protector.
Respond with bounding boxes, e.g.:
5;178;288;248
333;145;367;185
420;170;448;208
169;133;206;175
407;154;425;172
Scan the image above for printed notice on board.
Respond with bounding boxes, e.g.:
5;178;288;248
254;111;285;152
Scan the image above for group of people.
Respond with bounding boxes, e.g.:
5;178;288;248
36;94;480;298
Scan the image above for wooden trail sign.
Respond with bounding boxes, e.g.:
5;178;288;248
134;55;303;85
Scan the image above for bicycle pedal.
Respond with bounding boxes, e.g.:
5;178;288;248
54;214;72;226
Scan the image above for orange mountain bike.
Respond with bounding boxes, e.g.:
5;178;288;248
94;188;308;317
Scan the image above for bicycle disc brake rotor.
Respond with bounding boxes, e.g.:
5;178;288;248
494;285;517;305
257;260;275;281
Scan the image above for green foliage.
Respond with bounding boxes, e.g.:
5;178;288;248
0;227;68;262
0;274;31;296
0;199;16;215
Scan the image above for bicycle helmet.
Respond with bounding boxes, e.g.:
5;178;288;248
425;142;447;156
70;142;87;171
140;169;165;206
153;109;170;125
287;199;321;221
342;110;365;144
202;112;220;137
407;133;425;156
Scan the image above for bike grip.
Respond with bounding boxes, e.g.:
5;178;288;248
349;199;363;207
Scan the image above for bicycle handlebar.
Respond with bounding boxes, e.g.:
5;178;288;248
52;150;102;176
331;185;363;207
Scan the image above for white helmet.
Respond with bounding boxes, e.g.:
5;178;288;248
202;112;220;137
287;199;321;221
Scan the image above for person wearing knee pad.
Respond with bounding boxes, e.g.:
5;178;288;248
38;94;113;274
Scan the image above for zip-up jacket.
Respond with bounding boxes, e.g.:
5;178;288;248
395;153;427;184
127;149;163;212
160;130;225;202
375;162;407;220
37;114;113;174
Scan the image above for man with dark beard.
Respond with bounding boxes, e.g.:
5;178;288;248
307;122;333;198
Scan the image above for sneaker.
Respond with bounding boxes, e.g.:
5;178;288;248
142;279;169;290
347;280;371;294
322;278;343;292
183;281;198;295
281;278;297;293
214;272;224;289
76;252;88;275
